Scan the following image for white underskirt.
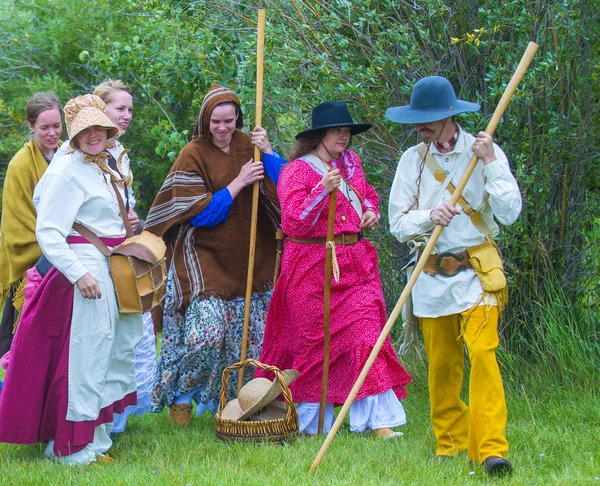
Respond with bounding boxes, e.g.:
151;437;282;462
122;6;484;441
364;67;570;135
44;422;114;465
297;389;407;434
113;312;156;433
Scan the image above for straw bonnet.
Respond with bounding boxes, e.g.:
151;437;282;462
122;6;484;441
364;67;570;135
63;94;118;144
220;370;299;421
385;76;480;124
295;101;371;139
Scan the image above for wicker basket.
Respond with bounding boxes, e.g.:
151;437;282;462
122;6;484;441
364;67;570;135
215;359;299;444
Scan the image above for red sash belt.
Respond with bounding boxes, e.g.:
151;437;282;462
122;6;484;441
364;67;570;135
66;236;126;246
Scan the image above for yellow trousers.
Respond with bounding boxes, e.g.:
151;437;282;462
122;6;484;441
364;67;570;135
420;306;508;463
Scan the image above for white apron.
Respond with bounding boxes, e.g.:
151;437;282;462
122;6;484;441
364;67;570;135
66;244;143;421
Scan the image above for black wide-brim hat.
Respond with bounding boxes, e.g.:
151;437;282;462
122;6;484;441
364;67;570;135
386;76;480;124
295;101;372;139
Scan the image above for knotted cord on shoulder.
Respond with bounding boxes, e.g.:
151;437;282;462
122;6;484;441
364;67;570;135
402;142;430;214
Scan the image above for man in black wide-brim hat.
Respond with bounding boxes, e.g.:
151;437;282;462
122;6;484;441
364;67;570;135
386;76;522;476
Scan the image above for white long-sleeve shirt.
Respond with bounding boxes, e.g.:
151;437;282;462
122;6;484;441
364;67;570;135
389;128;522;317
36;149;128;284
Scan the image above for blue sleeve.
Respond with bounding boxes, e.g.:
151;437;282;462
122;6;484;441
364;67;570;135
190;188;233;227
263;150;287;185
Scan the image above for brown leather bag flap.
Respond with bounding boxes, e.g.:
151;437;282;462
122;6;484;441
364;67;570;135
131;231;167;258
112;242;159;265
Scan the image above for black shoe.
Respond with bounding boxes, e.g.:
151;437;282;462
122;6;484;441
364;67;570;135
484;456;513;476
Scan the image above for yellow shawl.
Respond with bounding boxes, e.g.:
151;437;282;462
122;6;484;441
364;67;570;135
0;139;55;319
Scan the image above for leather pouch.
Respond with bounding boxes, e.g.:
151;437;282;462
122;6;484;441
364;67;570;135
109;231;167;313
466;241;507;292
73;180;167;314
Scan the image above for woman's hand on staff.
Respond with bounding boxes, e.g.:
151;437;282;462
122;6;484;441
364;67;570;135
227;158;264;199
321;169;341;193
251;126;273;154
76;272;102;299
359;210;378;231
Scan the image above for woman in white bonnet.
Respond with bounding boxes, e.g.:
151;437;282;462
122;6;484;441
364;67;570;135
0;94;143;465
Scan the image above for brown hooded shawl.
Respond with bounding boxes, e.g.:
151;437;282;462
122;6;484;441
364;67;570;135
146;85;280;312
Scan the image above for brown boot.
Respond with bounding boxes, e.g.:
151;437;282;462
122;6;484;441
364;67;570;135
169;403;192;426
373;427;404;439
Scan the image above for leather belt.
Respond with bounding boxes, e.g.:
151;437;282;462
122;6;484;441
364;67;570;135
424;249;472;277
288;232;361;246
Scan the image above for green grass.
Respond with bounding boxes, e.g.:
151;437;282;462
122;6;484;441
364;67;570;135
0;361;598;485
500;270;600;390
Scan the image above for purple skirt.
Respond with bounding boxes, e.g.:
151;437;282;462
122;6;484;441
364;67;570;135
0;267;136;456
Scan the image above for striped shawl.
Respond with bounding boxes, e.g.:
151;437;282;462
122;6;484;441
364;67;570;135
146;131;280;312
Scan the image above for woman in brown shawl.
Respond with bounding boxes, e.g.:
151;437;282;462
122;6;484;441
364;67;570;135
146;84;283;425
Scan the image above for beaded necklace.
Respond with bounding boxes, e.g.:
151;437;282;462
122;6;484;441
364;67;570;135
434;126;459;151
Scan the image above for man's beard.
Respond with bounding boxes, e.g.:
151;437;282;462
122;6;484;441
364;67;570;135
418;130;434;144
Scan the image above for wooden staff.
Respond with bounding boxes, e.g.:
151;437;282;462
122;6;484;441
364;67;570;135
273;228;284;285
238;8;266;393
318;189;337;434
309;41;539;473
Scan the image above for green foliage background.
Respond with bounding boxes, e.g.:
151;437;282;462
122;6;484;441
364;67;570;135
1;0;598;383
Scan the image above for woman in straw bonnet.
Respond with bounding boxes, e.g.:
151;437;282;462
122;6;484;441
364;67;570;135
0;94;143;464
0;92;62;359
93;79;156;435
256;102;412;437
145;84;284;426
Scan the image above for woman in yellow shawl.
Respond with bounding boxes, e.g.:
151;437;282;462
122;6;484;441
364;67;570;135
0;92;62;358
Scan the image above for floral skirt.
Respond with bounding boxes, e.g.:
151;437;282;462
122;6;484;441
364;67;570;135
151;274;270;412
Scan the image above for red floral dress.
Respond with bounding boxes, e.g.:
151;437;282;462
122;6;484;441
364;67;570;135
256;150;412;404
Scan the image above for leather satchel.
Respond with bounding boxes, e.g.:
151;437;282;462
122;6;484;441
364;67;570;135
73;181;166;313
466;241;507;293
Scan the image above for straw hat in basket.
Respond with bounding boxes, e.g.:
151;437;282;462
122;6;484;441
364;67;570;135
221;370;299;421
215;359;300;443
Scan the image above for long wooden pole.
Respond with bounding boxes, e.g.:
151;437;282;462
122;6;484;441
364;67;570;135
273;228;284;285
238;8;266;393
309;41;539;474
318;189;337;434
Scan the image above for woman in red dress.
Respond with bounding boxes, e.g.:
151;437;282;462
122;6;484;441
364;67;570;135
257;102;412;437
